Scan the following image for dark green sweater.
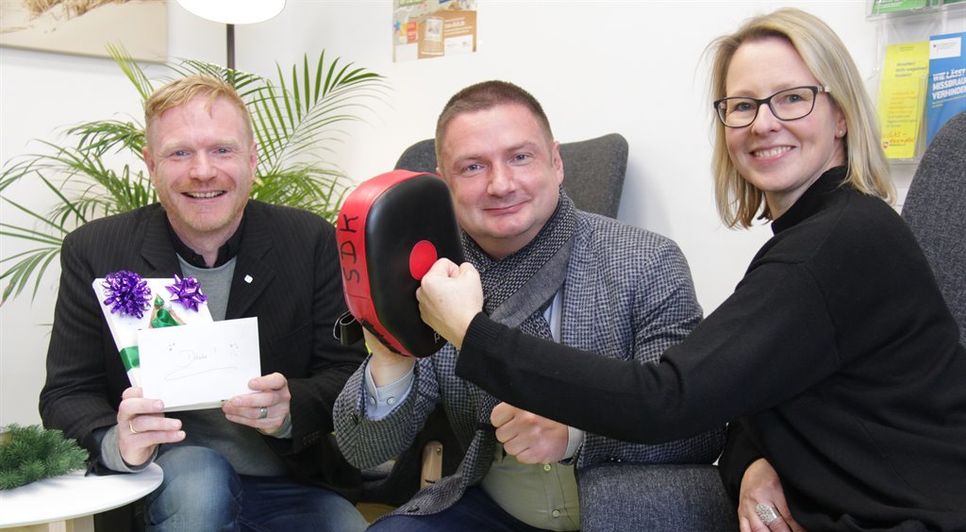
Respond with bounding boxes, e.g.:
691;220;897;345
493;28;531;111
456;167;966;530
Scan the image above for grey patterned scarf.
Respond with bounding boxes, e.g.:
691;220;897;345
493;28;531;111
462;189;577;330
453;189;578;483
462;189;576;409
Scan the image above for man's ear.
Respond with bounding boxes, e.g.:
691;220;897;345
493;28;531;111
249;142;258;170
551;141;564;186
143;146;156;176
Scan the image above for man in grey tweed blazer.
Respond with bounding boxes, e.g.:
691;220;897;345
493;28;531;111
333;81;726;530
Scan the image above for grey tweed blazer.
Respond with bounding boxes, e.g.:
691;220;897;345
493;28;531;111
333;211;726;518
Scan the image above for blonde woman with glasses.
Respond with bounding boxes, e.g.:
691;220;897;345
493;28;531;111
414;8;966;531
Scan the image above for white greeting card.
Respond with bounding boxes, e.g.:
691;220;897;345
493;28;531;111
137;317;261;412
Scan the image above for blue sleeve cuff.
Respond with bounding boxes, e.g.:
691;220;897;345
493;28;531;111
363;363;415;420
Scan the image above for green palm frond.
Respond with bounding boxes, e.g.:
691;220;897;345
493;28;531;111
0;188;78;303
0;153;89;230
0;245;62;304
168;60;264;98
251;164;350;219
108;44;153;102
0;49;385;304
69;120;146;159
250;53;389;175
55;166;156;221
1;193;76;239
25;142;154;219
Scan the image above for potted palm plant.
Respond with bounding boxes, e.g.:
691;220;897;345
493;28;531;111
0;46;387;303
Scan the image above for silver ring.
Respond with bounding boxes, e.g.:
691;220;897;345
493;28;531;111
129;420;139;434
258;406;269;419
755;503;781;525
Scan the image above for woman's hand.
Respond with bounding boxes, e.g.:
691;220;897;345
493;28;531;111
417;258;483;350
738;458;806;532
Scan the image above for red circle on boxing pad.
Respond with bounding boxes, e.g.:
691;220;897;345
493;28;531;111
409;240;438;280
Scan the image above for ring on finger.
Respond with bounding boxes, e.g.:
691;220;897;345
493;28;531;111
129;420;139;434
755;503;781;525
258;406;269;419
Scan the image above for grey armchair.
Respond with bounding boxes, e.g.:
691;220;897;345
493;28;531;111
395;133;628;218
579;463;735;531
902;110;966;345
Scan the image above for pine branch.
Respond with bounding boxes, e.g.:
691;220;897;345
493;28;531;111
0;424;88;490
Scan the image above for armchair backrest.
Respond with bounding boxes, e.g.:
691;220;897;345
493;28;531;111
902;110;966;345
395;133;628;218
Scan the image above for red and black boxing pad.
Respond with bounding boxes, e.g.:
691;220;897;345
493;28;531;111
335;170;464;357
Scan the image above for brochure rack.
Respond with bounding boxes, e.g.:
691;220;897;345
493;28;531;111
867;0;966;207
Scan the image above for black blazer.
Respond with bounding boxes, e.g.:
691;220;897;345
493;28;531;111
39;200;367;498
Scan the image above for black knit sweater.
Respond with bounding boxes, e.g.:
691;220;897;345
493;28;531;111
456;167;966;530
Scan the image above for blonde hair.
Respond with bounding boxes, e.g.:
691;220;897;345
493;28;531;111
708;8;893;227
144;75;253;145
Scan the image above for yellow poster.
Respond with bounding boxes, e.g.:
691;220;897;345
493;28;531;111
393;0;477;62
877;41;929;159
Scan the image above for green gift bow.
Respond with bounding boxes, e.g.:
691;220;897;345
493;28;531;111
119;295;181;371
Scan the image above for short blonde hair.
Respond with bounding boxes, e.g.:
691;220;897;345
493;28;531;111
144;75;253;145
708;8;893;227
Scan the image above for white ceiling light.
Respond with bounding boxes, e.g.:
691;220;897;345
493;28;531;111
176;0;286;25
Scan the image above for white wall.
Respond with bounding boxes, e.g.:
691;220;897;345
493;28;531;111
0;1;877;426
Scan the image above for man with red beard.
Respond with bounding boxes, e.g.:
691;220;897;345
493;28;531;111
40;75;368;531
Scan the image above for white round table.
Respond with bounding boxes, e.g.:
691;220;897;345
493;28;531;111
0;463;162;530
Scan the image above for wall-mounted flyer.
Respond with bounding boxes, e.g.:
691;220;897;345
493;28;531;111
926;32;966;144
393;0;477;62
878;41;930;159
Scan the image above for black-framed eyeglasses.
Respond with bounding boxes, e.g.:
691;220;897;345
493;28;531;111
713;85;831;128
